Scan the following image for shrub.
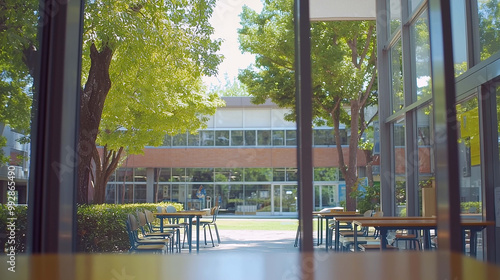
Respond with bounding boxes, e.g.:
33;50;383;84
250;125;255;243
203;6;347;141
0;204;28;253
0;202;182;253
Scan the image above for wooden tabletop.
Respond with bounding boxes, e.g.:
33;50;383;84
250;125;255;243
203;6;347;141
154;211;207;217
314;211;360;217
335;216;435;222
4;251;500;280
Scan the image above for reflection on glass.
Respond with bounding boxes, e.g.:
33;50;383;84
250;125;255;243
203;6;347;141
225;185;243;213
105;184;116;203
156;168;171;182
172;132;187;146
321;185;339;208
412;12;432;100
188;132;200;146
134;168;147;182
117;184;134;203
282;185;297;212
286;168;298;181
134;184;147;203
272;130;285;146
389;0;402;34
163;135;171;146
392;119;406;216
200;130;214;146
257;130;271;146
314;186;321;210
314;167;339;181
286;130;296;146
116;168;133;182
171;168;185;182
273;168;286;181
231;130;244;146
216;130;230;146
313;129;335;145
186;168;213;182
245;185;272;212
245;130;256;146
457;97;482;214
410;0;424;12
391;40;404;114
245;168;273;181
478;0;500;61
214;168;243;182
451;0;468;76
417;106;433;216
394;124;405;146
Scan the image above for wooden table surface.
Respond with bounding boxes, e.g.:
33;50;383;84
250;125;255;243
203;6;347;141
3;251;500;280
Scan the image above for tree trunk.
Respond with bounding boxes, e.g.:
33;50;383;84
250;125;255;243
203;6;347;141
77;43;113;204
91;145;123;204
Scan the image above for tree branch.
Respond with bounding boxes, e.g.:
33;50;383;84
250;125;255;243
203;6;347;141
358;25;374;68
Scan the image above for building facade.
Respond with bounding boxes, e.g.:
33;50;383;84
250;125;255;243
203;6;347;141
104;97;370;215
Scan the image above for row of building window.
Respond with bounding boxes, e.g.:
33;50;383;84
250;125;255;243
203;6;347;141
109;167;341;183
160;128;350;147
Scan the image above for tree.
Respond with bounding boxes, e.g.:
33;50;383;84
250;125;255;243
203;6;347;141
79;0;223;204
238;0;377;211
209;74;249;96
1;0;223;204
0;0;37;164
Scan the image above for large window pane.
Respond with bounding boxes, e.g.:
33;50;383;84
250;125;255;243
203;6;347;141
478;0;500;61
186;168;213;182
417;106;434;217
245;168;272;182
134;184;147;203
313;129;335;146
391;40;404;114
257;130;271;146
314;167;339;181
389;0;402;34
172;132;187;146
457;97;482;214
215;168;243;182
105;184;116;203
231;130;244;146
273;168;286;181
412;11;432;100
245;185;272;213
226;185;243;213
245;130;256;146
451;0;468;76
216;130;230;146
272;130;285;146
286;168;298;181
171;168;185;182
156;168;171;182
393;120;406;216
200;130;214;146
188;132;200;146
286;130;296;146
116;168;133;182
117;184;134;204
134;168;147;182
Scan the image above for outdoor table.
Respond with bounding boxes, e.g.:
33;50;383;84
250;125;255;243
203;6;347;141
7;251;500;279
154;210;206;253
333;216;435;252
312;211;361;252
352;218;494;257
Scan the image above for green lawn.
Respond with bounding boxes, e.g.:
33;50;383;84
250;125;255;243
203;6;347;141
215;219;324;231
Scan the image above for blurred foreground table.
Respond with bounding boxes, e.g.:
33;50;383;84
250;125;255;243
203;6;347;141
2;251;500;280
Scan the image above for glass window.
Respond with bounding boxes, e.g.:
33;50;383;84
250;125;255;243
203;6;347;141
273;168;286;181
321;185;339;208
214;168;243;182
451;0;468;76
257;130;271;146
394;124;405;146
224;184;243;213
156;184;169;202
245;130;256;146
134;184;147;203
272;130;285;146
286;168;298;181
231;130;244;146
200;130;214;146
105;184;116;203
244;168;273;182
286;130;297;146
117;184;134;203
172;132;187;146
457;97;482;213
188;132;200;146
108;171;116;182
134;168;147;182
156;168;171;182
478;0;500;61
391;40;404;114
163;134;171;146
116;168;133;182
412;11;432;100
171;168;186;182
338;129;349;145
216;130;230;146
314;167;339;181
410;0;424;12
417;106;434;217
245;185;272;212
314;186;321;210
171;184;186;204
187;168;213;182
389;0;402;34
314;129;335;146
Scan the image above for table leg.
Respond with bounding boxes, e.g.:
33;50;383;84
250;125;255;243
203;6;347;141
196;215;200;254
317;216;321;246
380;228;387;250
325;217;329;252
335;220;340;252
469;229;477;258
354;223;358;251
188;217;193;253
160;217;164;233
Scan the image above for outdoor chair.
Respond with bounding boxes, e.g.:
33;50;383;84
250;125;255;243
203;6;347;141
144;209;182;252
165;205;190;248
126;214;170;254
200;206;221;247
137;210;176;252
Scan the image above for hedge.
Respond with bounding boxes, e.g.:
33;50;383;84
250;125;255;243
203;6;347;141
1;202;182;253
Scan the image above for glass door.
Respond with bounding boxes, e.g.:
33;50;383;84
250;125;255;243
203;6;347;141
272;184;298;215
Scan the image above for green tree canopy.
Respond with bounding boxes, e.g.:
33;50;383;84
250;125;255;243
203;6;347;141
238;0;378;211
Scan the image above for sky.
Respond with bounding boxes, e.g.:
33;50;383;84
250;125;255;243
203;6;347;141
203;0;264;88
